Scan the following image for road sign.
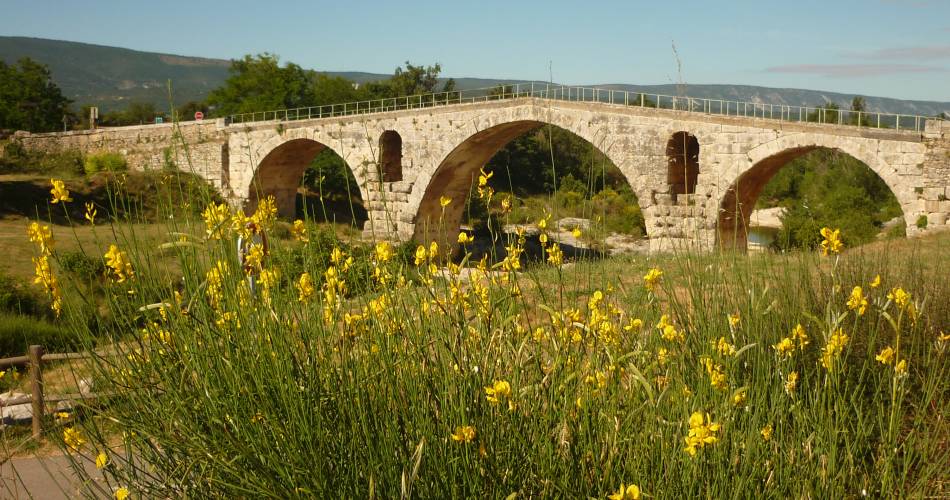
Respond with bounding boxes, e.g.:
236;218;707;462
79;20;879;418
195;111;204;121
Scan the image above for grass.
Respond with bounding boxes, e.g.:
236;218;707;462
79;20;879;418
18;185;944;498
1;152;946;497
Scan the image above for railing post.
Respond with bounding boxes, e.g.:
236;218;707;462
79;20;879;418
29;345;44;439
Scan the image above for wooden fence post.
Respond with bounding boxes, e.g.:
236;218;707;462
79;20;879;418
29;345;44;439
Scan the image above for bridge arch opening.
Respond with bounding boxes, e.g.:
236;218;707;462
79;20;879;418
717;147;904;252
248;138;366;228
414;121;645;262
378;130;403;182
666;131;699;201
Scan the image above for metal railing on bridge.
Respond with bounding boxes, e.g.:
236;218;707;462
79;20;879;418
226;82;943;133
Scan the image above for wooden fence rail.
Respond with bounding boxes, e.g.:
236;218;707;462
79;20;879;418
0;345;111;439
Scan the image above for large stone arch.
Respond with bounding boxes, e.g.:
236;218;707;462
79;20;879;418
246;131;368;219
716;134;910;250
407;115;648;245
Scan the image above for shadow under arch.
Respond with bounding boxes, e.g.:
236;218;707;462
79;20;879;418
247;138;366;227
412;120;642;249
717;145;905;251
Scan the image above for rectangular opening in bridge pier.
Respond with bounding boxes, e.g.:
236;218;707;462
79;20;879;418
666;131;699;202
379;130;403;182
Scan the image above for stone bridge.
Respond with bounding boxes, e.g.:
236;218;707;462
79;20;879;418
13;95;950;251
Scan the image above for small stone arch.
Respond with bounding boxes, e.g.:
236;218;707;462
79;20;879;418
247;136;365;221
379;130;403;182
716;135;908;250
666;131;699;201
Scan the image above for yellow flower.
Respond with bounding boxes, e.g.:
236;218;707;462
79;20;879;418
96;451;109;469
728;313;741;329
114;487;130;500
104;245;135;282
50;179;72;204
547;243;563;267
733;388;747;406
847;286;868;315
439;196;452;208
870;274;881;288
643;268;663;291
457;231;473;245
63;426;86;451
784;371;799;395
819;227;843;256
291;219;308;242
296;273;315;303
451;425;476;443
875;346;895;365
820;328;850;370
772;337;795;358
84;202;97;224
716;336;736;357
760;424;773;441
243;243;265;273
414;245;428;266
374;241;393;263
683;411;720;456
702;357;727;390
202;202;231;240
886;287;911;310
571;227;582;238
657;347;669;366
608;483;641;500
485;380;512;405
895;359;908;376
791;324;809;350
27;222;54;254
251;195;278;229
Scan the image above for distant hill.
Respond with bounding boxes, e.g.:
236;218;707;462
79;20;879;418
2;36;948;116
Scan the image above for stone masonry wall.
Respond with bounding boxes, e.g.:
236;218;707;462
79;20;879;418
13;120;231;194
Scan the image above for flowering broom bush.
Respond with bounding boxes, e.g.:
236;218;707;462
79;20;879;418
30;176;950;498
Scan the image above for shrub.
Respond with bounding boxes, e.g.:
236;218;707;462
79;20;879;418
59;250;106;282
0;312;76;357
0;270;47;318
916;215;928;229
83;152;127;175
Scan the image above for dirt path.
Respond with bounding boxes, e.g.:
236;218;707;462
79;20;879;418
0;454;107;499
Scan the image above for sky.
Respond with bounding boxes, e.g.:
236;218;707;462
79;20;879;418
2;0;949;101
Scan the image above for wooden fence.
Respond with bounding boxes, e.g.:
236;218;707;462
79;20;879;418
0;345;107;439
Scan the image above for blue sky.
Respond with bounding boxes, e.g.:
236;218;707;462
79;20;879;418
2;0;949;101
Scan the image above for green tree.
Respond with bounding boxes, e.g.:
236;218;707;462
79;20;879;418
311;74;362;106
0;58;72;132
850;96;871;126
207;54;315;116
101;102;166;126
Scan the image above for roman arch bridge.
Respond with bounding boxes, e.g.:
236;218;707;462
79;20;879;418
14;85;950;251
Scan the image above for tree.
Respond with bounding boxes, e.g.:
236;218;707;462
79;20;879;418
359;62;457;101
0;58;72;132
807;102;839;124
207;54;315;116
850;96;870;126
311;74;362;107
100;102;166;126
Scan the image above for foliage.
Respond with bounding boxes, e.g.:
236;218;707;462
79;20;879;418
58;250;106;282
98;102;166;126
0;312;75;357
759;148;903;250
0;57;72;132
0;270;47;318
83;152;128;175
207;53;316;116
39;183;949;497
0;142;84;176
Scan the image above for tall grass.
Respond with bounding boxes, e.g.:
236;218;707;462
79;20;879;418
23;139;949;498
